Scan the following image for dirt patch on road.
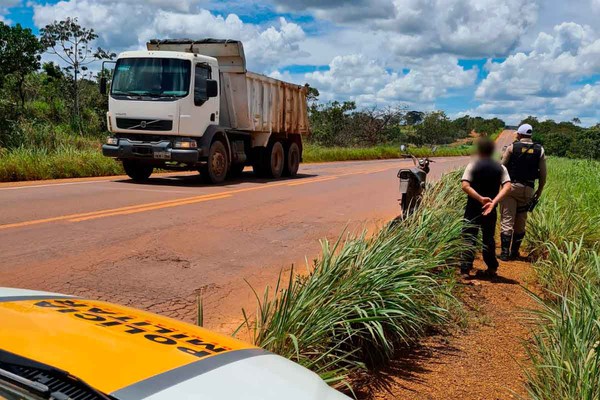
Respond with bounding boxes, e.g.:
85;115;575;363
359;258;539;400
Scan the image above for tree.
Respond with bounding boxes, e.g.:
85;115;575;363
414;111;454;145
309;101;357;146
0;22;43;108
40;18;114;132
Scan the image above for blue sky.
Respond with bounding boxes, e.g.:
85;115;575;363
2;0;599;125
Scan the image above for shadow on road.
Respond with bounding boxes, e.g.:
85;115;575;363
112;172;319;188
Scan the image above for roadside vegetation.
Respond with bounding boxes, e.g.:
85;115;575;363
522;158;600;399
303;143;473;163
240;171;468;387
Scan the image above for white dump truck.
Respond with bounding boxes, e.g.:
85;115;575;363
101;39;309;183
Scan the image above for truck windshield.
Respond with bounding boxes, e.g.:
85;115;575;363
111;58;191;99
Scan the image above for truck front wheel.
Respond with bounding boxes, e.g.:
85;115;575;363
123;160;153;182
284;142;300;177
200;140;229;184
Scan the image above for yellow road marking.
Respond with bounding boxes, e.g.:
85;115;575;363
286;176;337;186
0;164;402;230
69;194;232;222
0;193;229;230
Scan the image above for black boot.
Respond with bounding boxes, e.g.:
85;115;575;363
510;233;525;260
499;234;512;261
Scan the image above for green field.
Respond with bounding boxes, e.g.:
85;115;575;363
523;158;600;399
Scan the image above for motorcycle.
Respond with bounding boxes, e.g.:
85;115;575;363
397;145;435;215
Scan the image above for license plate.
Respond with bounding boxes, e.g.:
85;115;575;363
154;151;171;160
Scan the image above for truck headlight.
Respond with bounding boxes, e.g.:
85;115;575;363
106;136;119;145
173;139;198;149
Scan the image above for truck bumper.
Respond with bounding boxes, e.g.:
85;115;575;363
102;139;200;165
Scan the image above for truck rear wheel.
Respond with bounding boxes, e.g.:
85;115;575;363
267;141;285;178
253;141;285;179
283;142;300;177
200;140;229;184
123;160;153;182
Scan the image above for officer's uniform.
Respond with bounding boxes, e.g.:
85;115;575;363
460;158;511;273
500;125;547;259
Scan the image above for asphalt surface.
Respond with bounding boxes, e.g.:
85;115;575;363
0;132;514;332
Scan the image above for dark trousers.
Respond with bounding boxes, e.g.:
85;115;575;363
461;209;499;272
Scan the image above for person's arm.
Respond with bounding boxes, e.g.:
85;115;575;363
461;162;492;205
482;182;511;216
462;181;492;205
482;166;512;216
536;154;547;199
501;144;513;166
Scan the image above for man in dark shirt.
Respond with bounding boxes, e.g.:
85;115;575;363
460;138;512;278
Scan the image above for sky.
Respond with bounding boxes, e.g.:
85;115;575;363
1;0;600;126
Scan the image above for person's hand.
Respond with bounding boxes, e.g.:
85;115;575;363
479;196;492;205
482;201;496;216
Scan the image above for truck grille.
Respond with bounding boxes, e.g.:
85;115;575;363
116;118;173;131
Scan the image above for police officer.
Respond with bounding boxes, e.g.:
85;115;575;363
500;124;547;261
460;137;512;278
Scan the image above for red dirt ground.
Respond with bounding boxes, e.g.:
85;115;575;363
360;258;539;400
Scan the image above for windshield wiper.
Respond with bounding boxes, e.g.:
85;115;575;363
112;91;145;98
113;91;179;99
0;350;113;400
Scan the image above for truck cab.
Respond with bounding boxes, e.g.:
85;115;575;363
102;39;308;184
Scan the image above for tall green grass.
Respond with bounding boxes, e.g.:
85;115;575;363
303;143;473;163
240;171;468;387
526;158;600;253
524;158;600;399
0;146;123;181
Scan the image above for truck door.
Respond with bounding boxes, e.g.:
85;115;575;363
178;62;219;136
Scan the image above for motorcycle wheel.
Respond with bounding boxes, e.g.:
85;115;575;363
400;194;409;215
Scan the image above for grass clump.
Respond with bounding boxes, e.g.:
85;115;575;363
240;171;468;387
0;146;123;181
524;158;600;399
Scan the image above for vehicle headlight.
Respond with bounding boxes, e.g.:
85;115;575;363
174;139;198;149
106;136;119;145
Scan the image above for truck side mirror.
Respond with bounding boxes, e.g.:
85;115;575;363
206;80;218;98
100;77;107;95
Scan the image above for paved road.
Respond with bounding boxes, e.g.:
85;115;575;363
0;132;514;332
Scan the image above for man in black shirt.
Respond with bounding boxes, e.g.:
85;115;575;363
460;138;512;278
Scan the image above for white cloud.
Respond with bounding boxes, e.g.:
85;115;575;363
32;0;306;70
294;53;476;108
466;82;600;126
272;0;539;58
473;22;600;124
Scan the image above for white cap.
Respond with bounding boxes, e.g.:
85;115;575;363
517;124;533;136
